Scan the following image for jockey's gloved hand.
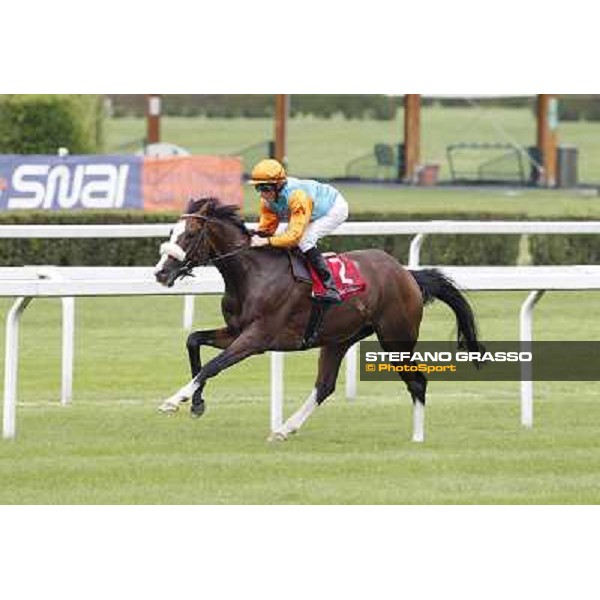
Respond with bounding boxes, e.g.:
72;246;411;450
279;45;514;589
250;236;270;248
251;230;270;238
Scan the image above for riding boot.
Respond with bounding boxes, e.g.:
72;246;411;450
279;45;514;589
304;247;342;304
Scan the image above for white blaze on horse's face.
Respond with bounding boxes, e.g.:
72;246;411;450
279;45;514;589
154;220;187;275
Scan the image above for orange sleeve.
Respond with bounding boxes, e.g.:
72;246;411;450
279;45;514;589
257;200;279;236
268;190;313;248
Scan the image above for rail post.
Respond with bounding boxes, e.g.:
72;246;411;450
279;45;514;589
3;297;33;439
519;290;545;427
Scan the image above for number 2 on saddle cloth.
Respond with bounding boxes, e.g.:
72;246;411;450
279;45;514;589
302;253;367;349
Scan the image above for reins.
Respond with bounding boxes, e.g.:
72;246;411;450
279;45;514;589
208;242;251;264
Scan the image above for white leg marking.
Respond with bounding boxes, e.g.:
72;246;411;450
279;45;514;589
158;379;201;414
412;401;425;443
268;389;318;442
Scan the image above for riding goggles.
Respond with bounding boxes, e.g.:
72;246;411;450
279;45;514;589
255;183;278;193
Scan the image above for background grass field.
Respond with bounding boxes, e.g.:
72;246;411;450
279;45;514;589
106;107;600;219
1;290;599;504
105;106;600;182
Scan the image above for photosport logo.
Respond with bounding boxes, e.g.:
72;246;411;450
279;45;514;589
359;341;600;381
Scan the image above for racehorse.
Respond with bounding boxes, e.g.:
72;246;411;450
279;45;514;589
154;197;484;443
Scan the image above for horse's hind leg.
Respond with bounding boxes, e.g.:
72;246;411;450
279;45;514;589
401;370;427;443
158;327;235;414
375;331;428;443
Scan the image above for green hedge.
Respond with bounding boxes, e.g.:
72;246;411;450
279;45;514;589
558;95;600;122
107;94;397;120
104;94;600;123
317;211;525;266
529;234;600;264
0;95;104;154
0;211;176;267
0;210;597;267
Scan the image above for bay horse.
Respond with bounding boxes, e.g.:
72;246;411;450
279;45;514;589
154;197;484;443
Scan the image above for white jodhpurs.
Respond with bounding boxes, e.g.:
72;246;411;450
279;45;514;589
298;195;349;252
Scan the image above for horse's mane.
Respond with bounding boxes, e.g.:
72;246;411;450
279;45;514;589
185;197;249;236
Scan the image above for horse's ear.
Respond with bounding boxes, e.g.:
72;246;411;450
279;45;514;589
181;213;204;233
182;199;210;220
184;197;213;216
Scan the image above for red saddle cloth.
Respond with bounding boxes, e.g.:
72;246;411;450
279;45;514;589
308;253;367;301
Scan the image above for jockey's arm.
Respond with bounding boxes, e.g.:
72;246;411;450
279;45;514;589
256;200;280;236
268;191;313;248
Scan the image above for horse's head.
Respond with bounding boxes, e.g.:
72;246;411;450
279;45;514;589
154;197;249;287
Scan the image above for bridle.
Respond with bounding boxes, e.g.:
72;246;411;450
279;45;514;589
163;214;251;281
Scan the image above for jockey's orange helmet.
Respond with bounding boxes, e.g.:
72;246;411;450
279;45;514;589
248;159;287;185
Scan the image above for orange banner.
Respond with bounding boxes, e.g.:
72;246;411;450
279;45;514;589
142;155;243;212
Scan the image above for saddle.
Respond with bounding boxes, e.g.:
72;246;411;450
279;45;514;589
288;249;366;301
282;249;366;349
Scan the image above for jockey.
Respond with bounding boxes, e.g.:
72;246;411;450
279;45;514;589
248;158;349;303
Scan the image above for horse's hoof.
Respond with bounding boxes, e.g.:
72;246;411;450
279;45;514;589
190;401;206;419
267;430;288;442
158;401;179;414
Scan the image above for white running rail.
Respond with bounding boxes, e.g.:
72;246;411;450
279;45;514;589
2;265;600;439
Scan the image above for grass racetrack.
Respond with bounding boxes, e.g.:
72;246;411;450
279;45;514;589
1;290;599;504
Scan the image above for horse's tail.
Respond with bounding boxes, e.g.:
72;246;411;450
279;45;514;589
410;268;485;367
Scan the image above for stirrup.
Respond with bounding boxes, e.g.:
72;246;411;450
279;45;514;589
316;287;342;304
328;289;342;303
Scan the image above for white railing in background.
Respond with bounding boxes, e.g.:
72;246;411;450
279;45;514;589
3;220;600;329
2;265;600;440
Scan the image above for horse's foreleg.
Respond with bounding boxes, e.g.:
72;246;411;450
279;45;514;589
269;341;351;441
189;329;264;418
158;377;203;414
158;327;235;414
187;327;235;377
268;388;318;441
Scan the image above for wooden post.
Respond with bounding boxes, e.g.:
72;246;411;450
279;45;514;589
146;94;161;145
274;94;289;166
403;94;421;182
536;94;558;187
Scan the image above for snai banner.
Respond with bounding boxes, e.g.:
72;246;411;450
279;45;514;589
0;154;243;211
